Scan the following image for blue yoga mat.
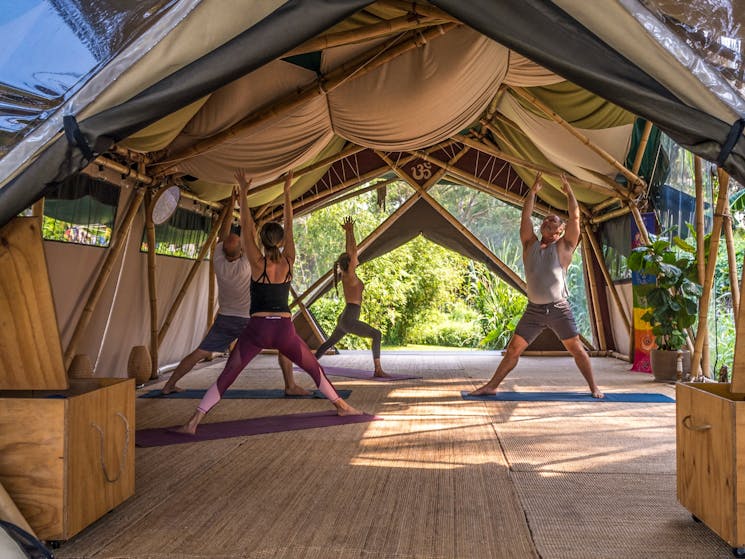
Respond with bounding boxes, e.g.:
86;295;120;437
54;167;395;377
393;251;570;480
140;388;351;399
460;390;675;403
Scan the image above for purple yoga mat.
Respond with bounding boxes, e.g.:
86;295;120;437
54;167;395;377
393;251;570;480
298;365;421;381
135;410;380;447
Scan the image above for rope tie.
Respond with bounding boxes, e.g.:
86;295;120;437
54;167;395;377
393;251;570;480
91;412;130;483
717;117;745;166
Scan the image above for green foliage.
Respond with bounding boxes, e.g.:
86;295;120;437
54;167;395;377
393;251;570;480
627;232;702;350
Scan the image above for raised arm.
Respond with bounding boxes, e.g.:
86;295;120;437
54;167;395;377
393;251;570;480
217;190;236;243
560;173;580;250
342;216;358;270
281;171;295;265
521;172;541;247
234;170;262;268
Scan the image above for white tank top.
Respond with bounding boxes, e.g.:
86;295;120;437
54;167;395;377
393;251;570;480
212;241;252;318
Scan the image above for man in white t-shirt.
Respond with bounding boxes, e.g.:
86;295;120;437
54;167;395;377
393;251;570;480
161;199;309;396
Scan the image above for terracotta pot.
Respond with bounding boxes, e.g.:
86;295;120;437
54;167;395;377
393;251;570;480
650;349;690;382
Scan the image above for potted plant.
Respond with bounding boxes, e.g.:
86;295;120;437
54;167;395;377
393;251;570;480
627;232;702;381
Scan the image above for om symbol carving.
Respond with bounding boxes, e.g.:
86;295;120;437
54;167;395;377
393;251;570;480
410;162;432;181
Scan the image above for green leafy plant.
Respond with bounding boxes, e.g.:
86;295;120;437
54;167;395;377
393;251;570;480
627;232;702;351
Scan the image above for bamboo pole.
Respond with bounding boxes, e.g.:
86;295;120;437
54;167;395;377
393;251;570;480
694;156;710;374
63;188;146;368
592;196;623;214
157;202;231;346
289;286;327;344
376;149;529;293
508;86;646;191
733;256;745;391
691;168;730;378
207;238;217;332
589;206;631;225
631;120;654;175
284;15;446;57
292;177;399;220
144;190;159;380
151;23;458;175
458;133;618;198
724;211;740;317
583;224;632;336
581;229;607;351
376;0;459;21
628;202;652;246
292;192;424;307
409;148;560;217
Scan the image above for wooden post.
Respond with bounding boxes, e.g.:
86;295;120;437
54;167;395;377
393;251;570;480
581;229;607;351
207;237;217;332
157;202;231;347
145;190;159;379
691;168;730;378
724;212;740;317
63;188;145;368
583;224;631;337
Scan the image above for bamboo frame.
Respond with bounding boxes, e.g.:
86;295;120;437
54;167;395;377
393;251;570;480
507;86;646;191
284;15;447;57
289;286;327;343
151;23;458;176
292;192;424;307
589;205;631;225
592;196;623;215
691;168;730;378
694;156;709;374
63;188;146;367
376;0;459;22
207;238;217;331
293;177;399;220
631;120;653;175
144;190;159;380
458;133;618;198
628;202;652;246
724;211;740;317
581;230;607;351
157;202;231;346
734;258;745;391
583;223;632;336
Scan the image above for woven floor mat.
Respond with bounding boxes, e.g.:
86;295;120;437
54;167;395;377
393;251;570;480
511;471;732;559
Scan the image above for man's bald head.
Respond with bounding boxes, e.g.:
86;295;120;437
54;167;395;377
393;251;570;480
222;233;242;260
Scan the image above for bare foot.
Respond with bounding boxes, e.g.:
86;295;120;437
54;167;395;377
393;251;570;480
172;410;204;434
591;388;605;399
333;399;364;416
160;385;185;396
468;384;499;396
373;369;391;378
285;385;312;397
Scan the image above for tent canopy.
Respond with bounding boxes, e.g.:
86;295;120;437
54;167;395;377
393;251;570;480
1;0;745;227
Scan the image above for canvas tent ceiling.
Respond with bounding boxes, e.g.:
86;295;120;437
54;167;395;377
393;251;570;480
1;1;744;229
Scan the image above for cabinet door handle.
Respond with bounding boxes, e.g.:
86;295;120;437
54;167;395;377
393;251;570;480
91;412;130;483
682;415;711;431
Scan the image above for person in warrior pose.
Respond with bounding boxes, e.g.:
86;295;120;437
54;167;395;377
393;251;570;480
470;172;604;399
314;216;389;377
161;189;309;397
176;171;362;434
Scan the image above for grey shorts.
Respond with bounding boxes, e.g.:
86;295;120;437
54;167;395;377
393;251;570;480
514;299;579;344
198;314;251;352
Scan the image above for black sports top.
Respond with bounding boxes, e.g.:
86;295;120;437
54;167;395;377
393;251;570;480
249;256;292;314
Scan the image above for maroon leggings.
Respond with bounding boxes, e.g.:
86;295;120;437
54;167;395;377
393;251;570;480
197;317;340;413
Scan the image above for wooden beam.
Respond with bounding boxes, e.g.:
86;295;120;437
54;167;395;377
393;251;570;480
694;156;710;374
157;203;231;347
591;196;623;215
508;86;646;191
725;211;740;318
691;168;730;378
589;205;631;225
63;188;145;368
207;238;216;332
734;259;745;391
151;23;458;176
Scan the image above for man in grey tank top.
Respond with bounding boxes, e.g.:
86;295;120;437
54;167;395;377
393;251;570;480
470;173;604;398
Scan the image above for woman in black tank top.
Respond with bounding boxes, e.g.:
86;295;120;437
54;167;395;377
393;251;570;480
176;171;363;434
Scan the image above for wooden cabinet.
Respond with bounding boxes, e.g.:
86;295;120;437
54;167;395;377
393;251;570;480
0;217;135;541
0;379;134;541
677;382;745;547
